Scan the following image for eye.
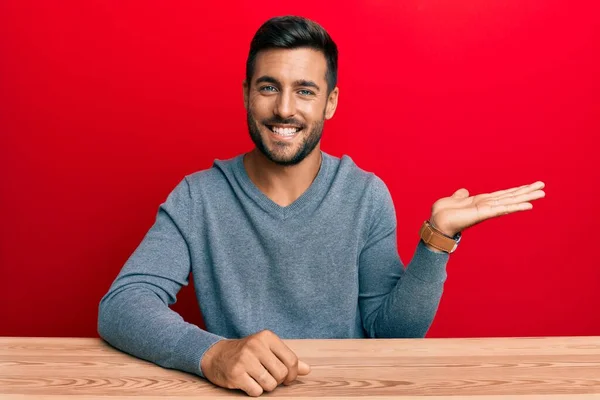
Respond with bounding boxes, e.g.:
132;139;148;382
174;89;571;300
259;85;278;92
298;89;315;96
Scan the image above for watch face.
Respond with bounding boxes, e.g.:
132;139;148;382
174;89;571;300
454;232;462;243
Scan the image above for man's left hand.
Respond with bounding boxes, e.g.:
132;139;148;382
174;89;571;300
429;181;546;237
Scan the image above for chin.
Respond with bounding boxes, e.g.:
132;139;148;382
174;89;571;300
263;150;302;166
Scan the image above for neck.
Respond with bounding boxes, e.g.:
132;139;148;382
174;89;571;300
243;147;323;207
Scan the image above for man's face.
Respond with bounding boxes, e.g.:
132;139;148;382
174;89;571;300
244;48;338;166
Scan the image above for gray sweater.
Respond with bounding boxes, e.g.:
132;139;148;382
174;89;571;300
98;151;450;378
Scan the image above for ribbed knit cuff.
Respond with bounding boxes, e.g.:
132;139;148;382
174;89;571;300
171;326;225;378
406;240;450;283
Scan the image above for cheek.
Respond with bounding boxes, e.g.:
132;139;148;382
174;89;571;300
301;102;326;122
248;95;272;115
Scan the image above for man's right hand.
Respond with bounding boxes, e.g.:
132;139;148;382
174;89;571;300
200;329;311;397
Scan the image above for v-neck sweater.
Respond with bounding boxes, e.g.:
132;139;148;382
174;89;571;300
98;151;450;378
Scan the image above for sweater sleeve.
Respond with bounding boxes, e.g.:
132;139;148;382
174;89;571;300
358;176;450;338
98;177;224;378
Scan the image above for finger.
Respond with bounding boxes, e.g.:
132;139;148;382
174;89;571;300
493;190;545;205
237;373;264;397
494;181;545;200
282;360;311;386
480;201;533;219
464;185;530;207
247;361;278;392
452;188;469;198
499;202;534;214
259;352;288;385
486;184;529;198
268;337;301;385
485;181;545;200
298;360;311;375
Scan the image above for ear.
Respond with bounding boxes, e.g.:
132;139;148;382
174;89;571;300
324;86;339;120
242;80;249;111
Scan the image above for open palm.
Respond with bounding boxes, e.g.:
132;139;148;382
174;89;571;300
430;181;546;237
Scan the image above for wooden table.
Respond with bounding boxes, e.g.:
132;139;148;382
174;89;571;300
1;336;599;399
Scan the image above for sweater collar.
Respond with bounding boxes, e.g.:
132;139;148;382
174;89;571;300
231;151;333;219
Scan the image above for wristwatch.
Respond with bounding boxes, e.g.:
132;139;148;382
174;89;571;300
419;220;462;254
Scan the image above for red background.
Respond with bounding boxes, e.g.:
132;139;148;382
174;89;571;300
1;1;599;338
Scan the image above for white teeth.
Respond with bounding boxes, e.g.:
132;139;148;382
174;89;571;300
272;126;299;136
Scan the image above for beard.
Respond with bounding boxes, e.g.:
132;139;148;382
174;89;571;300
246;109;325;166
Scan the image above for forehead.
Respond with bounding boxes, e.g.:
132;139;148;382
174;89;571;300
252;48;327;85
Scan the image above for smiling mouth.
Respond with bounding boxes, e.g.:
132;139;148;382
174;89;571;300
266;125;303;137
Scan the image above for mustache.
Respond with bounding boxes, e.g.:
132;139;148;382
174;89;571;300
262;117;305;128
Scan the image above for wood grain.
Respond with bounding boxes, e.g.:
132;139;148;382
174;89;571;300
1;337;599;399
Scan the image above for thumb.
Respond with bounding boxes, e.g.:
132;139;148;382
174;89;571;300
297;360;311;375
452;188;469;198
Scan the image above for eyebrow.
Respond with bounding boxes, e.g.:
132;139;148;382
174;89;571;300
255;75;321;92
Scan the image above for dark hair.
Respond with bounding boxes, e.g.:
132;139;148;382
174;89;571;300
246;16;338;94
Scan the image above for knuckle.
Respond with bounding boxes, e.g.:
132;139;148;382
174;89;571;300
262;378;277;392
256;369;277;391
245;342;265;356
275;366;288;383
248;336;263;347
283;353;298;370
258;369;271;382
260;329;274;339
243;340;257;351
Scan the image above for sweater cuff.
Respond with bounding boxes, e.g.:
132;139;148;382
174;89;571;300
406;240;450;283
171;326;225;378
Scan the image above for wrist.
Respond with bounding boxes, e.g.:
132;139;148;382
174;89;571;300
200;339;227;377
429;217;458;238
419;220;462;254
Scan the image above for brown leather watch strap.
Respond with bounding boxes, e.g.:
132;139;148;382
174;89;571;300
419;220;460;253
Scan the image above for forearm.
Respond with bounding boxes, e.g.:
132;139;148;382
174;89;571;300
97;177;226;377
98;286;224;378
363;240;449;338
359;176;451;338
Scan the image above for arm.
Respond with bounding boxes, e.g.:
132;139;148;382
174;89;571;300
358;177;450;338
98;177;224;378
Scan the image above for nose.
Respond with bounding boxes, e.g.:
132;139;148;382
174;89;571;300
273;89;296;119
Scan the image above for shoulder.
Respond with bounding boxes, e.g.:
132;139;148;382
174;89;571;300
159;155;240;211
327;153;395;234
183;155;240;193
328;152;390;202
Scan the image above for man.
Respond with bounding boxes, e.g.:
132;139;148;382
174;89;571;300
98;15;546;397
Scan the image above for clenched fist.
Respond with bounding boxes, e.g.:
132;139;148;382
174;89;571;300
200;330;311;397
